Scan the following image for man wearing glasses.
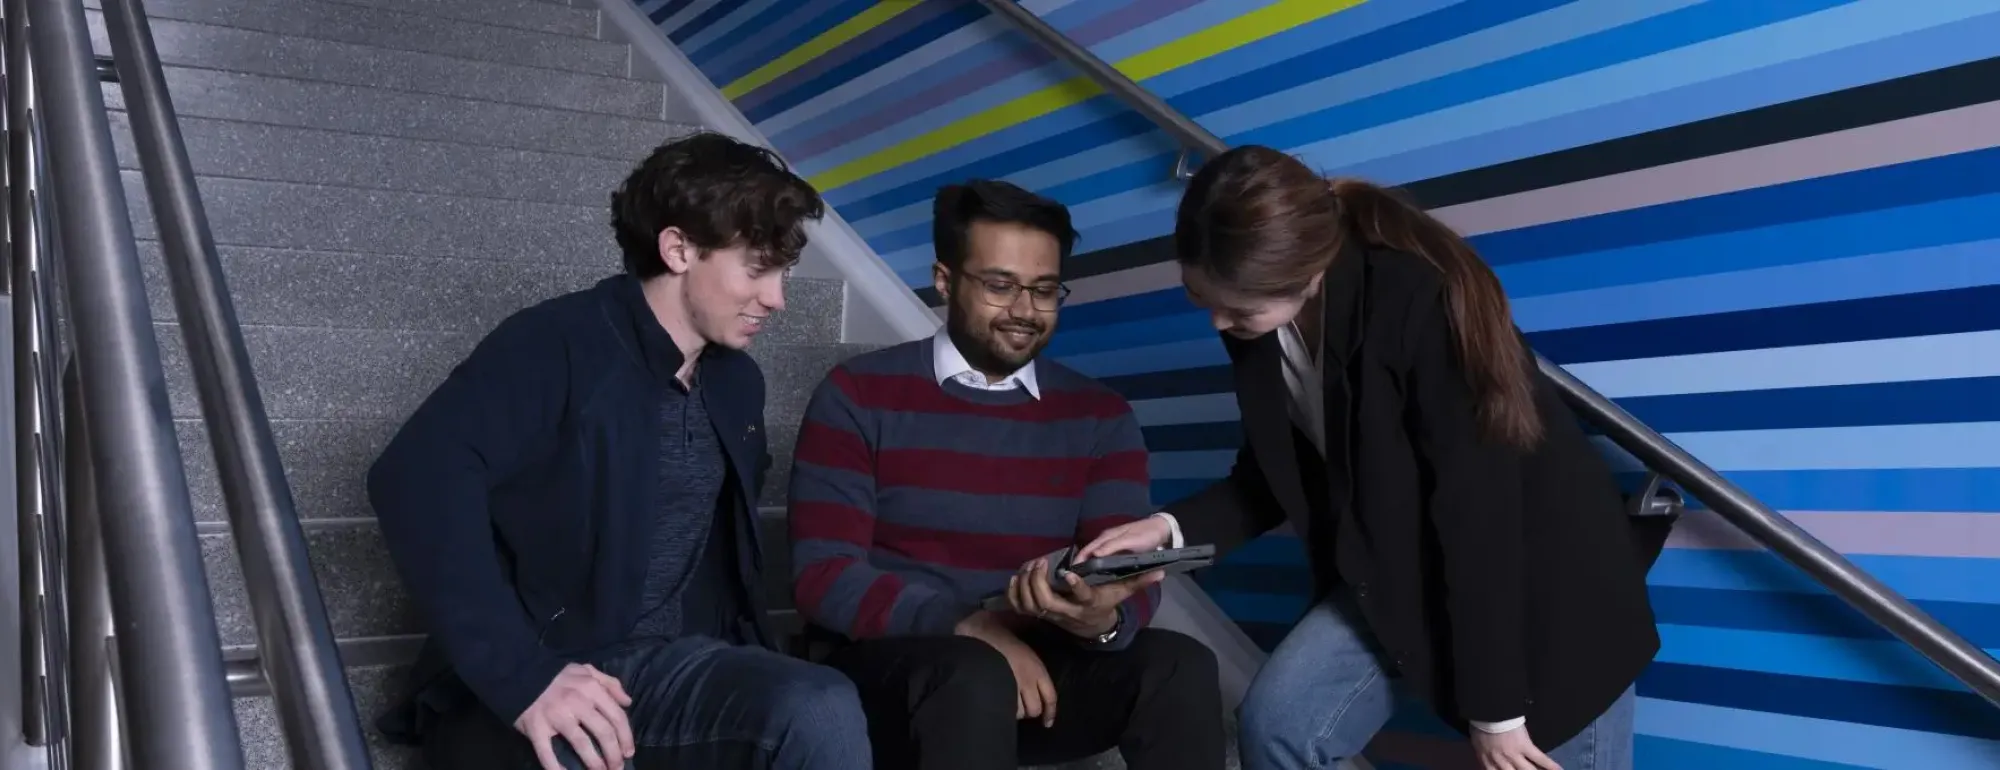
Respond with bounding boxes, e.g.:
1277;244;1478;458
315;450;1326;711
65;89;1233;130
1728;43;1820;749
786;180;1226;770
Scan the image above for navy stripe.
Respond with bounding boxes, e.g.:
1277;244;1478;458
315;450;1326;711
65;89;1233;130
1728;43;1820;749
1639;662;2000;740
1142;421;1241;453
1528;282;2000;365
1650;586;2000;649
1616;376;2000;433
1062;286;1190;330
666;0;736;45
648;0;696;25
1474;145;2000;266
703;0;880;83
1099;364;1232;402
742;3;989;123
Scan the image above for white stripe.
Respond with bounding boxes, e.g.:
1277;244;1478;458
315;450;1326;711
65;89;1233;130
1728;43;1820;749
1433;99;2000;237
1562;330;2000;398
659;0;725;33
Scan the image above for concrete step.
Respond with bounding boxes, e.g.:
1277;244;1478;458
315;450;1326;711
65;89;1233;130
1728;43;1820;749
88;12;663;119
103;67;689;160
175;417;398;524
107;113;632;207
109;114;637;208
149;308;853;426
200;513;803;649
86;0;629;76
307;0;599;37
202;520;420;648
232;659;418;770
121;171;618;268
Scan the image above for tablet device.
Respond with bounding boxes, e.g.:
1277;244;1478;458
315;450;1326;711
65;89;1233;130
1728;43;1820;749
1066;545;1215;587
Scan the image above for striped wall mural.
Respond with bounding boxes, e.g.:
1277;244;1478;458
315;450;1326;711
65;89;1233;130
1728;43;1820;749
640;0;2000;766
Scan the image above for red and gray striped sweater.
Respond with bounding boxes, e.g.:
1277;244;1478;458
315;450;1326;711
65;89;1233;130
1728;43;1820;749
787;339;1158;649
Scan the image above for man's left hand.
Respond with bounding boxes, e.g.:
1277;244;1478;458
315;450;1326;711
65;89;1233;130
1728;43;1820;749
1005;557;1161;639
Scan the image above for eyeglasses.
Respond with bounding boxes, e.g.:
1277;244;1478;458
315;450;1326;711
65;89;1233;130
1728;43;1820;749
958;273;1071;311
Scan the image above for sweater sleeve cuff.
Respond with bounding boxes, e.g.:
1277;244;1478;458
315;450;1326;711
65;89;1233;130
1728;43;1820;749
1471;717;1526;734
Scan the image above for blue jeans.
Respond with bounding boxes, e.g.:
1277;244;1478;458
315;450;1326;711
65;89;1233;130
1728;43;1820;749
426;636;871;770
1236;595;1635;770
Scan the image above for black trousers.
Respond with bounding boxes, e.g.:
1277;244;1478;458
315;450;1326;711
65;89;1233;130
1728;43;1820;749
821;627;1226;770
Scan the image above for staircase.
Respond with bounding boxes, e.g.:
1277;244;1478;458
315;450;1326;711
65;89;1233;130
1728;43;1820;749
81;0;865;765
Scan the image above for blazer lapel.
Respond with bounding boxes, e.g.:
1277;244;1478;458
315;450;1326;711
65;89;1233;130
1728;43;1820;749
1227;333;1314;531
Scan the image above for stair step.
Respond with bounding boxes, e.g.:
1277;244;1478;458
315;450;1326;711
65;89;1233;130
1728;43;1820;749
201;521;420;647
233;662;418;770
121;171;617;267
112;111;633;209
175;417;397;524
85;0;628;76
104;67;688;160
308;0;599;38
87;12;662;119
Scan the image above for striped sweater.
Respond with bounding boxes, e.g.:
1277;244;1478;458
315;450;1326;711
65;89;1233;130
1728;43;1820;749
788;339;1158;650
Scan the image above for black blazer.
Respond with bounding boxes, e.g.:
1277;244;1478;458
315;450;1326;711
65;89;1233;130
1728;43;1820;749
1165;244;1660;749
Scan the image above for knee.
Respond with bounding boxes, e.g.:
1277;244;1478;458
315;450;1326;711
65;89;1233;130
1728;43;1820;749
911;636;1017;716
1127;629;1221;697
766;664;866;732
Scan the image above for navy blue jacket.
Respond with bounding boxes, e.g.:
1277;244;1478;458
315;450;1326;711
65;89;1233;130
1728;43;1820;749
368;275;775;738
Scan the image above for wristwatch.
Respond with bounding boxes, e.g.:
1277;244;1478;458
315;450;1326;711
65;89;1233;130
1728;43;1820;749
1093;606;1124;645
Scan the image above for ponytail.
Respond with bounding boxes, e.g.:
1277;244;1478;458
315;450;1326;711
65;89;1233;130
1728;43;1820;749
1330;180;1542;448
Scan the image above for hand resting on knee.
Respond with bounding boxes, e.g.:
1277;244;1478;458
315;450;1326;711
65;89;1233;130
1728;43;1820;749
513;663;635;770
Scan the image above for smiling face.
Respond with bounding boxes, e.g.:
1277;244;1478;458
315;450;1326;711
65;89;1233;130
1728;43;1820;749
658;228;788;351
934;220;1064;378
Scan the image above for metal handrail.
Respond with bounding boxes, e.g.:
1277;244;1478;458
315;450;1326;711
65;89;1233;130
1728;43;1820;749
972;0;2000;708
99;0;373;765
24;0;245;765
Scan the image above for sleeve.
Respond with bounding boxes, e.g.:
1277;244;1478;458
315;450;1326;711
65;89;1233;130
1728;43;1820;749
366;312;570;723
1404;293;1530;722
1160;441;1288;557
788;367;972;639
1072;399;1161;651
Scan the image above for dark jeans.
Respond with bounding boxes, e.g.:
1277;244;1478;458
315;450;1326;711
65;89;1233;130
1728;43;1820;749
823;627;1226;770
423;636;871;770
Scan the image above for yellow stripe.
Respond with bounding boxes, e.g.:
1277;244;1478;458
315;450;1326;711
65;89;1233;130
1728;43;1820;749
723;1;923;100
809;0;1366;192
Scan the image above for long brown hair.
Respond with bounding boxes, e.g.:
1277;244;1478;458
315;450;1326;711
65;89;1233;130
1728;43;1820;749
1175;145;1542;448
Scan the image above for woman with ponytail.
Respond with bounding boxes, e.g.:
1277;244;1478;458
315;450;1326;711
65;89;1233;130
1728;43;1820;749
1078;146;1659;770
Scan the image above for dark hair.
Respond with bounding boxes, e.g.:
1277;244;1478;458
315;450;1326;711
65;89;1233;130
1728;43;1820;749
611;131;825;279
1175;145;1542;448
931;179;1079;272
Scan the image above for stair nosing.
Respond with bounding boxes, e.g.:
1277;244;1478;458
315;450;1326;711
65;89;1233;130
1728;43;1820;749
92;14;664;119
305;0;602;39
121;61;679;133
107;109;689;166
131;236;625;276
97;0;633;76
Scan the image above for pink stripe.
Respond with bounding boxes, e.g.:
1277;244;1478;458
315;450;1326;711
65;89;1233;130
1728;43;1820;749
1666;509;2000;560
786;0;1203;160
733;0;959;112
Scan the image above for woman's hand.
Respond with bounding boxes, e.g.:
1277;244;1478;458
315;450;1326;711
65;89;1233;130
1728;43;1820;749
1074;516;1174;561
1471;725;1560;770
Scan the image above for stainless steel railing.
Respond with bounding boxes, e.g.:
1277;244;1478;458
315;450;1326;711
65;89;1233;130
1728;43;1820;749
972;0;2000;709
7;0;374;766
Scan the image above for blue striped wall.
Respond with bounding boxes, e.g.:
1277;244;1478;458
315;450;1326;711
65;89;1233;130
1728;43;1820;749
643;0;2000;765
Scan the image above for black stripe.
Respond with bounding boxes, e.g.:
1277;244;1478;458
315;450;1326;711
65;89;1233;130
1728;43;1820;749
1404;55;2000;209
1639;663;2000;741
1044;56;2000;286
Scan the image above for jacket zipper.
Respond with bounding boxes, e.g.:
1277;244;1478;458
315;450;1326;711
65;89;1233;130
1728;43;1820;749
537;607;567;645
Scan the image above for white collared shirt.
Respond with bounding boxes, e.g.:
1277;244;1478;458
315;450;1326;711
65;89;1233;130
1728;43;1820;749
931;327;1040;399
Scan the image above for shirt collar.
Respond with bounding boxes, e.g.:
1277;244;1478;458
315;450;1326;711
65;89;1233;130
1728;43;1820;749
931;327;1040;399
